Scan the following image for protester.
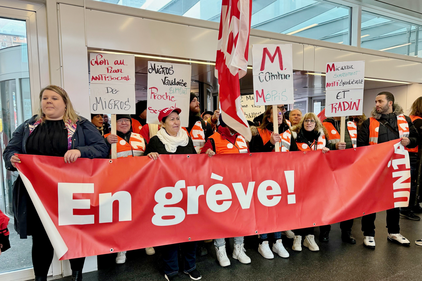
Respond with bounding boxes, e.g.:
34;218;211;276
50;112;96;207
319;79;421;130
103;114;111;130
104;114;147;263
410;97;422;245
0;209;10;254
133;100;147;126
188;93;213;153
253;105;284;126
144;107;200;281
291;112;330;252
401;96;422;221
320;115;366;244
289;109;302;126
358;91;418;249
201;111;213;121
200;116;250;267
249;106;296;259
3;85;109;281
204;109;220;132
91;113;110;136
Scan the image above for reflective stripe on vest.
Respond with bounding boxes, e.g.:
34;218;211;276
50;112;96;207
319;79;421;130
323;121;357;148
368;114;409;145
104;132;146;157
209;133;248;154
190;120;205;154
406;115;421;153
257;128;291;152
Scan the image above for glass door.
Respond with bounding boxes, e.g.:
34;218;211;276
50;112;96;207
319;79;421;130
0;16;33;275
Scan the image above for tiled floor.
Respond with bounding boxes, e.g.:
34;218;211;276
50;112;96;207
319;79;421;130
52;211;422;281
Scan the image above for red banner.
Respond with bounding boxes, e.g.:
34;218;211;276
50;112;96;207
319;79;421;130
16;140;410;260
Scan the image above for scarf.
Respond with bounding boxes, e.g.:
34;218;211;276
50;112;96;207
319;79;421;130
156;127;189;153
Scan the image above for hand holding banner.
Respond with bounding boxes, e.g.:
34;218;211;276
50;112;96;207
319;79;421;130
16;140;410;260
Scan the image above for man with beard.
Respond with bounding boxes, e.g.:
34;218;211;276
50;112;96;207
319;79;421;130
357;91;419;249
188;93;213;153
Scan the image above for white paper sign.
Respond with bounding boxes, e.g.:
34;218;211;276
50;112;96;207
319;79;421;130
252;44;294;106
241;94;265;121
325;61;365;117
146;61;191;127
89;84;136;114
89;53;135;114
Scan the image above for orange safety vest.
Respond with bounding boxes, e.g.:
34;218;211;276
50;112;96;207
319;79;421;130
406;115;422;153
257;127;292;152
190;120;206;154
104;132;146;157
295;129;326;151
368;114;409;145
208;132;248;154
323;121;357;148
131;118;142;134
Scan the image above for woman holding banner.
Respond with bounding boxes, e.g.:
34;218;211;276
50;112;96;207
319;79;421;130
249;106;296;259
3;85;109;281
144;107;201;281
290;112;329;252
200;115;251;267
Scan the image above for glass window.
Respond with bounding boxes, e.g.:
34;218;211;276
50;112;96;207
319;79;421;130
0;17;32;274
93;0;352;44
361;11;422;57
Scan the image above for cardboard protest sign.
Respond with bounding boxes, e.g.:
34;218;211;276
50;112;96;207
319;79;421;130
325;61;365;117
146;62;191;127
89;53;135;114
241;94;265;122
252;44;294;106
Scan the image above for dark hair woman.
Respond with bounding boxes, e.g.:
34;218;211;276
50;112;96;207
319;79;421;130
3;85;109;281
249;106;297;260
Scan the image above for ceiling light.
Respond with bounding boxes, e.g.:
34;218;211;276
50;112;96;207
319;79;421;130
287;24;318;35
380;43;411;52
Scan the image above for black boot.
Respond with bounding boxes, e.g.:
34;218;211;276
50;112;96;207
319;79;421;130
341;231;356;244
35;277;47;281
72;270;83;281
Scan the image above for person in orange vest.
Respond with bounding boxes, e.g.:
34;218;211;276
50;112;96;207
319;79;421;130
105;114;149;263
291;112;330;252
403;97;422;221
410;97;422;246
249;106;296;259
200;116;250;267
188;93;213;153
320;115;366;244
358;91;418;249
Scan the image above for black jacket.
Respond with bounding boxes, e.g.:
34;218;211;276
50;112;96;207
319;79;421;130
357;104;418;148
249;122;297;152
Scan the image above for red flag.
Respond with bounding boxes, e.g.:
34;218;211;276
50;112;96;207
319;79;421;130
318;108;326;122
216;0;252;141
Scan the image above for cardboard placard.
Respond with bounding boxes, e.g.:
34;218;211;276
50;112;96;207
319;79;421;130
252;44;294;106
241;94;265;121
325;61;365;117
89;53;135;114
146;61;191;127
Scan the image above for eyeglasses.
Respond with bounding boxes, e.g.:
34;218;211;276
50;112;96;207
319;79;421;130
117;119;130;124
304;119;316;123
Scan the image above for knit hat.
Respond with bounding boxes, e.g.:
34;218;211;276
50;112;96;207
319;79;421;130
116;114;132;122
190;93;198;103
